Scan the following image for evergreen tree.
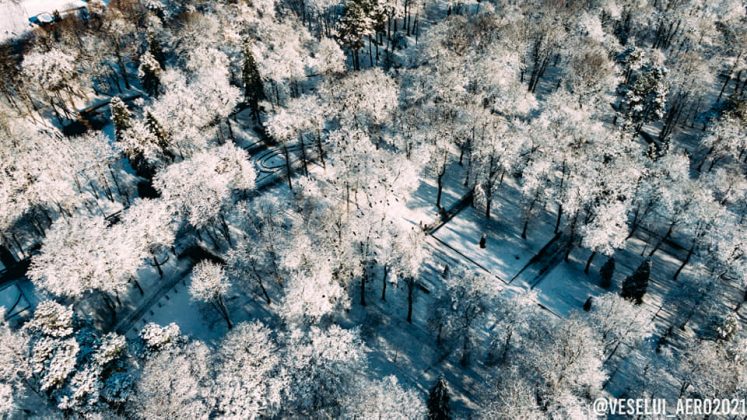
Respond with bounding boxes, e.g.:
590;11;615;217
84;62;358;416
621;259;650;304
427;377;451;420
138;51;162;98
583;296;593;312
338;0;374;70
599;257;615;289
148;35;166;68
242;44;264;122
622;62;668;134
110;96;131;141
714;312;740;342
144;111;171;156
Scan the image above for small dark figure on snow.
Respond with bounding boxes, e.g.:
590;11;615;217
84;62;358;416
442;264;450;278
479;233;487;249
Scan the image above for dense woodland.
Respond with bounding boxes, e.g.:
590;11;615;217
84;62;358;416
0;0;746;417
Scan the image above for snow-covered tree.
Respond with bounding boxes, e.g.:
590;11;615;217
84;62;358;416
319;67;398;130
279;252;349;326
675;336;747;399
228;196;291;305
189;261;233;330
698;111;746;171
138;50;163;97
478;368;542;419
57;333;129;414
523;315;606;411
338;0;375;70
139;322;184;355
439;270;500;365
25;302;79;393
21;48;85;121
580;200;629;273
618;48;668;133
68;131;128;205
154;143;255;244
24;301;133;414
130;340;214;419
342;375;426;419
120;198;177;278
0;311;28;417
310;38;346;76
484;291;540;366
28;215;144;315
388;226;427;313
562;39;619;110
281;325;367;416
214;322;285;418
587;293;653;357
110;96;133;142
145;65;240;160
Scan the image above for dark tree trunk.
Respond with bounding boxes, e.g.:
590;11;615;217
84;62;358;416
299;134;309;177
131;278;144;295
406;278;414;323
217;296;233;329
316;129;325;168
460;333;470;366
436;168;445;209
283;144;293;190
717;55;739;104
219;214;233;247
564;214;578;262
152;253;164;278
673;241;695;280
381;264;388;301
584;251;597;274
360;265;367;306
554;204;563;234
649;222;675;257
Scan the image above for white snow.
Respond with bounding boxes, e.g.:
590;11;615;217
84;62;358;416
0;0;86;42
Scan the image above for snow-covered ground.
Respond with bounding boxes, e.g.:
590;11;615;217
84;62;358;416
0;0;86;42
